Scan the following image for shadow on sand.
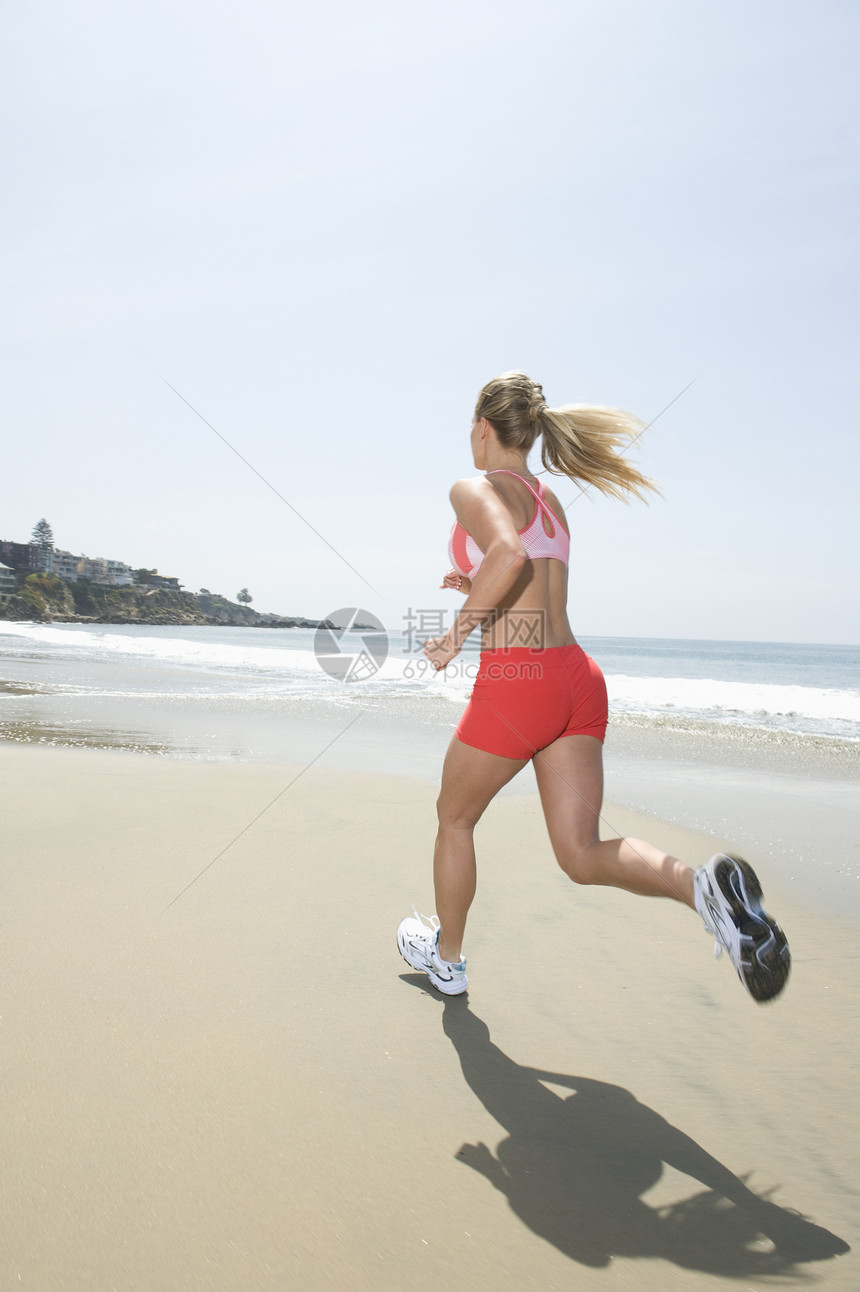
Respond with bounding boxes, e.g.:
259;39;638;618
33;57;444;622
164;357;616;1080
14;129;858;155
404;981;849;1277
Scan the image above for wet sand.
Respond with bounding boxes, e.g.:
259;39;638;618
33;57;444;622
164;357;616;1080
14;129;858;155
1;743;856;1290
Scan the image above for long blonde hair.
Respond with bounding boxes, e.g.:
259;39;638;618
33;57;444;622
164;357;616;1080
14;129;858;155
474;371;657;501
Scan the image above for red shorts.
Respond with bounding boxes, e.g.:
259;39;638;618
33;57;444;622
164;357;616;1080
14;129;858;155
455;644;608;760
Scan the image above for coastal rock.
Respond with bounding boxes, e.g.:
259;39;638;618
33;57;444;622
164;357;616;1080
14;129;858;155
0;574;74;621
262;617;337;630
0;574;338;631
0;593;50;622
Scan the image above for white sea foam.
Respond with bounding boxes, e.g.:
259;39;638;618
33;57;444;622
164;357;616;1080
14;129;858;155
0;620;322;677
605;673;860;730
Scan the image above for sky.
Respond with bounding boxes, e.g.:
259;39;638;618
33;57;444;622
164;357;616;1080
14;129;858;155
2;0;858;644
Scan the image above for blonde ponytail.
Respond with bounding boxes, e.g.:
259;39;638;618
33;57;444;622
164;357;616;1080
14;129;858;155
540;405;657;502
474;371;658;502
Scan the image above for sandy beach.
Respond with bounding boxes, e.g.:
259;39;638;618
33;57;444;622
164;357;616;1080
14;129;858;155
1;741;856;1290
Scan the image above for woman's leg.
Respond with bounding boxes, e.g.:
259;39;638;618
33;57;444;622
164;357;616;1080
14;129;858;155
533;734;695;906
434;737;529;961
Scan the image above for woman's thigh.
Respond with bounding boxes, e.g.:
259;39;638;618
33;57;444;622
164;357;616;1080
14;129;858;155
437;736;529;829
532;734;605;854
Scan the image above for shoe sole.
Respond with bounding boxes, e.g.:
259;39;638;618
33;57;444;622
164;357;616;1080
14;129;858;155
396;928;468;996
713;854;791;1002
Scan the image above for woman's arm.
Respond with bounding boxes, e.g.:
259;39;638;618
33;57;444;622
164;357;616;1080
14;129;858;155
424;478;527;670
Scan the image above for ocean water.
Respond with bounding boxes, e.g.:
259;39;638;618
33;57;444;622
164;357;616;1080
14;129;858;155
2;620;858;919
0;621;857;743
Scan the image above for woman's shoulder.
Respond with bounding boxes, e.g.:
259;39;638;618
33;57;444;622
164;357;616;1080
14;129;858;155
449;475;494;505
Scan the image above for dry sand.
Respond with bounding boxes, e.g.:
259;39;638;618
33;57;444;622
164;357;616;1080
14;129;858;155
1;742;857;1291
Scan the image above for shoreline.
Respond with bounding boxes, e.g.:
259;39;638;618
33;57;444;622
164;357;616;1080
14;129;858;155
2;721;859;930
0;610;339;628
2;619;858;929
1;742;857;1289
2;691;858;927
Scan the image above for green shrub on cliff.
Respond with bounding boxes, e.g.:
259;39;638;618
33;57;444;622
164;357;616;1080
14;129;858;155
18;573;74;617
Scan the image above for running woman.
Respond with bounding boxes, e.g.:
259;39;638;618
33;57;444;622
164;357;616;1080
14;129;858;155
397;372;790;1002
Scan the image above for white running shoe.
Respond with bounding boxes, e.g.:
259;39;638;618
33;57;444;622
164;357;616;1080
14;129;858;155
693;853;790;1003
396;912;468;995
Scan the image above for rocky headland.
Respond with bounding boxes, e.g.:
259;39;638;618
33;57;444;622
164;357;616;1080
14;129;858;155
0;574;337;629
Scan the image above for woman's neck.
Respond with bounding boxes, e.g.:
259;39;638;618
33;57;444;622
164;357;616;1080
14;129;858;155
483;452;531;477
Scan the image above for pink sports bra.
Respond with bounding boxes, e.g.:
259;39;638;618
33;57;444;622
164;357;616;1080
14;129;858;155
447;470;570;579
